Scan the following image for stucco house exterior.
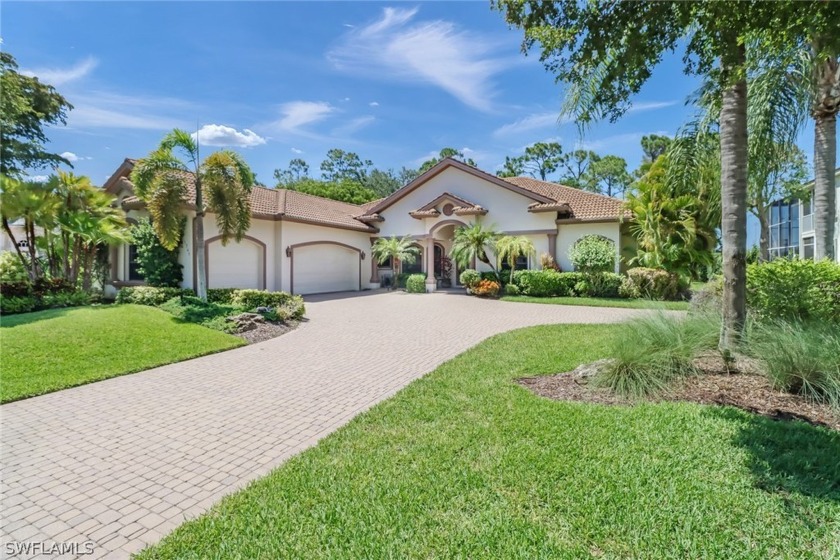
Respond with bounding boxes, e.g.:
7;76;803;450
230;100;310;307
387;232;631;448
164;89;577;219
104;157;632;295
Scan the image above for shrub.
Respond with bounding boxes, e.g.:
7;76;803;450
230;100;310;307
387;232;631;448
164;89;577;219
595;312;720;397
512;270;585;297
569;235;616;273
230;289;295;310
406;274;426;293
0;252;28;283
207;288;236;304
0;294;36;314
40;291;91;309
116;286;194;306
459;269;480;289
159;296;240;333
586;272;623;298
130;218;184;287
0;281;32;298
539;252;561;272
749;320;840;407
504;283;521;296
472;279;500;298
480;271;505;285
620;267;682;300
32;278;74;297
690;278;723;314
746;258;840;322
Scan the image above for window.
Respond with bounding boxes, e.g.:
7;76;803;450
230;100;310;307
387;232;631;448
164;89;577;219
128;245;143;281
377;256;393;269
501;254;529;271
767;199;800;260
803;236;815;260
402;245;423;274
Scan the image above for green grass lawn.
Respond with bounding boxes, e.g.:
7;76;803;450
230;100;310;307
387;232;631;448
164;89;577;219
502;295;690;310
138;324;838;559
0;305;243;403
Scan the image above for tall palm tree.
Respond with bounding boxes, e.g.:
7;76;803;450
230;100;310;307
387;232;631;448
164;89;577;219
371;236;419;289
0;176;59;281
495;235;535;285
131;129;255;300
810;39;839;260
450;223;501;281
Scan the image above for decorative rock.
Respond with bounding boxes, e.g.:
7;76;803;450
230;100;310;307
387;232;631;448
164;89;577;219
227;312;266;333
569;358;614;380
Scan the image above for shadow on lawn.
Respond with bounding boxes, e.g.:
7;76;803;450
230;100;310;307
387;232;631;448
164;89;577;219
708;407;840;504
0;304;115;328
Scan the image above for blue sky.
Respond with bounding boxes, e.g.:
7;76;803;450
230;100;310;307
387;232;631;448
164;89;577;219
4;0;816;203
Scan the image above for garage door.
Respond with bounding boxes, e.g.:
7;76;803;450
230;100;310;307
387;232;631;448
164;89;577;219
207;239;262;289
293;243;359;295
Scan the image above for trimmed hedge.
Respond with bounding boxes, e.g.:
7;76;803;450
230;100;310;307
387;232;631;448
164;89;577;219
207;288;237;304
619;268;683;301
747;258;840;322
116;286;195;306
0;278;89;315
230;289;296;310
406;274;427;293
510;269;625;298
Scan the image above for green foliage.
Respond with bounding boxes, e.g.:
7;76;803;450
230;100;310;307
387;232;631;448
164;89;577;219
584;272;623;298
230;289;300;313
451;224;500;280
159;297;241;333
116;286;194;306
596;313;720;397
0;52;74;177
641;134;672;163
749;321;840;408
619;268;684;301
512;270;580;297
131;218;184;287
459;269;480;289
372;236;420;282
0;252;27;282
0;294;36;314
498;142;565;180
495;235;536;285
207;288;236;304
405;274;426;294
582;155;632;197
568;235;616;273
504;283;520;296
40;291;90;309
285;177;379;205
418;148;476;174
320;149;373;185
746;258;840;322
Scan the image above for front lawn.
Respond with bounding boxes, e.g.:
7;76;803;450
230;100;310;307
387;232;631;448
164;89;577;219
502;295;690;310
139;324;838;559
0;305;243;403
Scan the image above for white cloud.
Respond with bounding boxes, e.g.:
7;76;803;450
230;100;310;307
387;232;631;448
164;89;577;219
369;101;379;107
333;116;375;136
66;91;192;130
291;148;304;154
22;56;97;86
26;175;50;183
342;97;351;102
272;101;335;132
60;151;79;162
328;7;514;112
493;111;570;138
580;132;647;151
192;124;266;147
627;100;679;113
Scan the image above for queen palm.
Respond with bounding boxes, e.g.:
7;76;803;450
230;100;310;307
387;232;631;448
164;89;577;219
495;235;535;285
450;223;501;281
371;236;419;289
131;129;255;300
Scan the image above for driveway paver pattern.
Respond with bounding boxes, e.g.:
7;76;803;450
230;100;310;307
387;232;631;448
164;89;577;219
1;292;644;558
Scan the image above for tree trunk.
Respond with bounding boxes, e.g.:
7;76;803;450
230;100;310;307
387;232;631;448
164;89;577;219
719;46;749;352
2;217;33;281
194;177;208;300
82;247;94;292
26;220;41;281
757;211;770;262
813;113;837;260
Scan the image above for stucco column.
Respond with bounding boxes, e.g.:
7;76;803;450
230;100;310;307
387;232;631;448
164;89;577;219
425;236;436;291
547;232;558;264
369;237;379;283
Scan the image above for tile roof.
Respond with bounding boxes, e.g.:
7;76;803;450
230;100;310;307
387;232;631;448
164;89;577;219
503;177;629;221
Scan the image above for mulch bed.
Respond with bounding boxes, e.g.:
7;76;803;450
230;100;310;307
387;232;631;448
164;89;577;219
234;320;300;344
519;355;840;431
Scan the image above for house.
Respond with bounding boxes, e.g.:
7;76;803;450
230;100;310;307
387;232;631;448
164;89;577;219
104;157;632;295
766;168;840;261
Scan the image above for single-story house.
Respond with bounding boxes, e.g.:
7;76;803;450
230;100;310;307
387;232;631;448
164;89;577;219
104;157;632;295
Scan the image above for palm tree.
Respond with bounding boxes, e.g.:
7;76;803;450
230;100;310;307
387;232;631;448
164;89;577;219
0;176;59;281
450;223;501;281
131;129;255;300
371;236;419;290
495;235;535;285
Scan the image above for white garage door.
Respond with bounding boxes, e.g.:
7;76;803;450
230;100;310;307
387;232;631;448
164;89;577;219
293;244;359;295
208;239;261;289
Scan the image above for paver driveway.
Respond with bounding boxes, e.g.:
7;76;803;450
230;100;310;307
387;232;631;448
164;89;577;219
1;292;645;559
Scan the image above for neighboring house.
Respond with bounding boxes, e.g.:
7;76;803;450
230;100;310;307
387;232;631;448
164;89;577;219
767;168;840;262
1;219;43;255
104;157;632;295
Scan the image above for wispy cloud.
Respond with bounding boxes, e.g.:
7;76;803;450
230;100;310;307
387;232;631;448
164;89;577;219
271;101;335;133
291;148;304;154
580;132;648;151
192;124;266;147
493;111;570;138
328;7;515;112
22;56;98;86
66;91;192;130
332;115;375;136
627;100;679;114
369;101;379;107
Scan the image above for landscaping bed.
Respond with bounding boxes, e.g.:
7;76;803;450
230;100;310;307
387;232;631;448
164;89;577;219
520;354;840;431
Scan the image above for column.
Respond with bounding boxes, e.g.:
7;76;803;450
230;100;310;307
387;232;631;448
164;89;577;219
369;237;379;283
425;236;436;292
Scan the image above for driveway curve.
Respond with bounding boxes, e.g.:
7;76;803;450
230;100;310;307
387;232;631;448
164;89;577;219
1;292;644;558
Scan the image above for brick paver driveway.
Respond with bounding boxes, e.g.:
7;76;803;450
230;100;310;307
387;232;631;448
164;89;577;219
1;292;645;558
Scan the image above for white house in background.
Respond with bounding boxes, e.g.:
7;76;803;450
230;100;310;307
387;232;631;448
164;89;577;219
103;157;632;295
767;168;840;262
